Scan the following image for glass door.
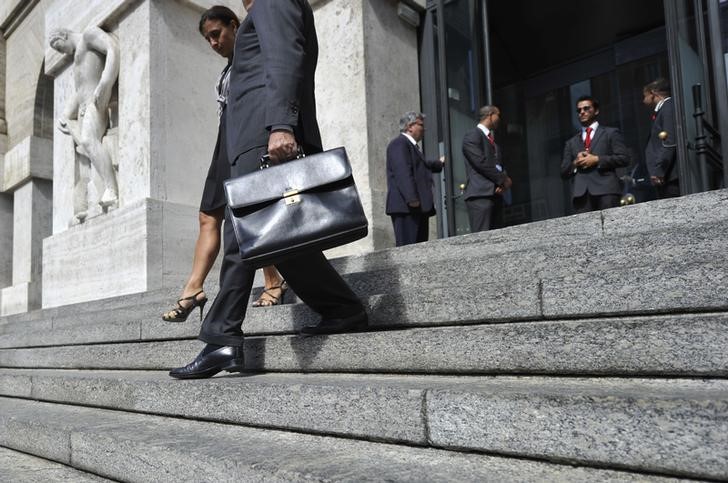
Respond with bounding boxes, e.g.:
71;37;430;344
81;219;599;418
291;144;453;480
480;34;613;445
664;0;728;191
421;0;487;237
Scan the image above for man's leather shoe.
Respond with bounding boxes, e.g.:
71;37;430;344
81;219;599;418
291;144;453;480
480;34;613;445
169;345;244;379
299;311;368;336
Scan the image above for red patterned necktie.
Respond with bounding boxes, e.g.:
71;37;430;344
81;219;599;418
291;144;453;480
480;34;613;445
487;132;495;146
584;127;592;151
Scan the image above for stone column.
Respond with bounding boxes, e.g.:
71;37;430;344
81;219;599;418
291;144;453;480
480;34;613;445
0;2;54;316
0;33;9;295
313;0;422;254
1;180;52;315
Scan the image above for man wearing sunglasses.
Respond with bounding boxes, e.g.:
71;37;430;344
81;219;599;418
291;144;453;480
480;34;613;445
561;95;630;213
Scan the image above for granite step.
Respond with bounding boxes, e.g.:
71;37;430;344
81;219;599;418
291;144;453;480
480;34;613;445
0;446;113;482
329;189;728;276
0;313;726;376
0;397;680;483
2;190;726;332
1;217;727;349
1;372;725;479
0;279;540;349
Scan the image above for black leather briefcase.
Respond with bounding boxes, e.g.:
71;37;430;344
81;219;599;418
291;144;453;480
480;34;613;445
223;147;368;268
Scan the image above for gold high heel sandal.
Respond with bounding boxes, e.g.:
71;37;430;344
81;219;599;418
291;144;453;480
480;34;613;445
252;281;288;308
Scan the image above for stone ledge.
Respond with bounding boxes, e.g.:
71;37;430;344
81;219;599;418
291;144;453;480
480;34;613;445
1;313;726;376
0;281;40;317
0;397;664;482
0;446;110;482
0;135;52;192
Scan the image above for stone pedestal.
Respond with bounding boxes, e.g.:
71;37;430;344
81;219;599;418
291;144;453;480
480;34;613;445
42;198;199;308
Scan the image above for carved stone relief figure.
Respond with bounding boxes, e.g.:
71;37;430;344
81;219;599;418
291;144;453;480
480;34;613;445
49;26;119;224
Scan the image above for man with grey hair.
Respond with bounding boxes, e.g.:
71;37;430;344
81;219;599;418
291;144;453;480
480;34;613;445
462;105;512;232
385;111;444;246
50;26;119;214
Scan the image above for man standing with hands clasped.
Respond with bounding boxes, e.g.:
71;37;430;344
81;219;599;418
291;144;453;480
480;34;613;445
170;0;367;379
561;95;629;213
461;105;512;232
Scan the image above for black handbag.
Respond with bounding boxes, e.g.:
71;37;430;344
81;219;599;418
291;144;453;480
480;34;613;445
223;147;368;268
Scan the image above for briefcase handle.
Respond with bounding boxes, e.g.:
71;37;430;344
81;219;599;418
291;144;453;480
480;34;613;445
259;146;306;170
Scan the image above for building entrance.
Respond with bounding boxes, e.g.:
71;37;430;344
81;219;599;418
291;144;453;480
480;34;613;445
421;0;728;237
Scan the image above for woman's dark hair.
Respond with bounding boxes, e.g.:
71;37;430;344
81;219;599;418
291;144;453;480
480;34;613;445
199;5;239;35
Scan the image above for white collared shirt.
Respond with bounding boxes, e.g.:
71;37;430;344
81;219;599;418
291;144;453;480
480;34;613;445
401;132;418;146
476;123;491;138
655;97;671;113
581;121;599;142
476;123;503;171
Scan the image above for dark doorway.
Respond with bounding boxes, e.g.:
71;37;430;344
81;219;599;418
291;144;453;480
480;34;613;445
422;0;672;234
489;0;667;224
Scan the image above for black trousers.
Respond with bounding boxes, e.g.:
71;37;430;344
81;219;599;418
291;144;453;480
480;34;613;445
466;196;501;232
199;148;364;347
657;179;680;199
572;192;620;213
391;210;429;247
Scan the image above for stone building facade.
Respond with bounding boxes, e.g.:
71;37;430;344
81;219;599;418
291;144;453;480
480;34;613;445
0;0;424;315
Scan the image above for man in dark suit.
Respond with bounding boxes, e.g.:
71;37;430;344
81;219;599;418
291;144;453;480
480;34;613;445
461;105;512;232
170;0;367;379
385;112;444;246
643;78;679;198
560;95;630;213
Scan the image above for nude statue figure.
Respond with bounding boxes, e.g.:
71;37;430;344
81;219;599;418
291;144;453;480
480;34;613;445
49;26;120;220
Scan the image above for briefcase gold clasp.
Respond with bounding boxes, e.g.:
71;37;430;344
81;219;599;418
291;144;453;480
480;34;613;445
284;189;300;205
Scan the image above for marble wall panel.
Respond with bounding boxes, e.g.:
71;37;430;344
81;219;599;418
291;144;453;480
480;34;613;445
0;191;11;288
313;0;373;258
363;0;421;249
0;35;6;134
148;0;223;207
116;1;151;206
50;68;75;234
5;0;49;148
11;179;51;284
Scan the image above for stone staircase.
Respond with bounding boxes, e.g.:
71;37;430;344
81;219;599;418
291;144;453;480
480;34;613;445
0;189;727;482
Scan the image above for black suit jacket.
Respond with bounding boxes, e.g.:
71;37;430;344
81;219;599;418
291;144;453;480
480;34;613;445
461;127;506;199
561;125;630;197
385;134;443;216
645;98;678;181
226;0;322;169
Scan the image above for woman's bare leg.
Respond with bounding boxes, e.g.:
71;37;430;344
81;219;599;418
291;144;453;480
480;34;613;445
163;208;223;318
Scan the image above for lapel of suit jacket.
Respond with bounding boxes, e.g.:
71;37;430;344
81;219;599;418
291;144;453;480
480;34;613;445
479;129;498;158
589;127;606;152
408;138;423;163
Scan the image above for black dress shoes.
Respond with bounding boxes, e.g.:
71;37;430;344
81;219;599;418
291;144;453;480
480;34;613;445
169;345;244;379
299;311;368;336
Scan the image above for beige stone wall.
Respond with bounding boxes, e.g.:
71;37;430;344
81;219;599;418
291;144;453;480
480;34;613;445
0;34;6;135
363;0;421;249
5;0;49;148
313;0;421;254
